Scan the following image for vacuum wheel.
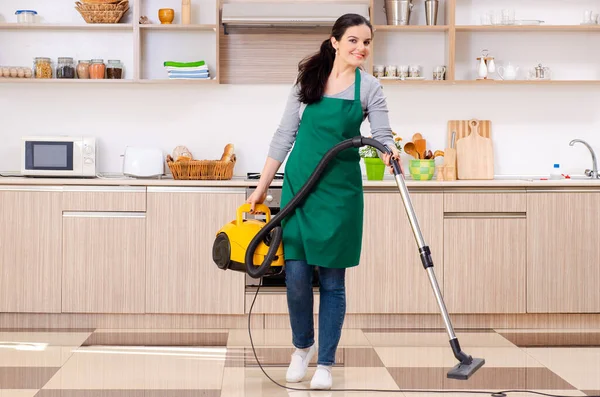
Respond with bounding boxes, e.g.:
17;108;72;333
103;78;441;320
212;233;232;270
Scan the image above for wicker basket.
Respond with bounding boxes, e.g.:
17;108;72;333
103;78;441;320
75;0;129;23
80;0;121;4
167;155;236;180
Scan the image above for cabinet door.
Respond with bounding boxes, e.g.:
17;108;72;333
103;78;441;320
527;192;600;313
62;212;146;313
443;215;527;314
145;187;246;314
0;187;62;313
346;191;444;314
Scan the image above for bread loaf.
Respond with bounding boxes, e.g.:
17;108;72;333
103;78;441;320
176;155;192;162
220;143;234;162
172;145;193;160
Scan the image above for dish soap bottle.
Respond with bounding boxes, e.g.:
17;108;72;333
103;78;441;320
550;163;562;179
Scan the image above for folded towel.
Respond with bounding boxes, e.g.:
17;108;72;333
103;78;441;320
168;75;211;79
165;66;208;72
168;71;210;77
163;60;206;68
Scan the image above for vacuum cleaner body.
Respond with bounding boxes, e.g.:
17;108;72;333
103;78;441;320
212;203;284;276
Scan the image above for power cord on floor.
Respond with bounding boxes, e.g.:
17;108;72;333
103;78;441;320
247;279;599;397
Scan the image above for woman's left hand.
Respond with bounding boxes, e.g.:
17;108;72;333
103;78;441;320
383;146;402;175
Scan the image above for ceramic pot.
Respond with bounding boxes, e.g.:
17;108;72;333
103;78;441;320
159;8;175;24
409;159;435;180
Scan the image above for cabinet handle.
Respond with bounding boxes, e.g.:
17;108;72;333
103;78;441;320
147;187;245;193
444;212;526;219
0;186;62;192
63;211;146;218
63;186;145;193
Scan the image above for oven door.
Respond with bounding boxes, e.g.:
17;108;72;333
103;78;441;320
21;138;81;176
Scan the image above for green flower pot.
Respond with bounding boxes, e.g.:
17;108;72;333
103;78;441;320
409;159;435;181
364;157;385;181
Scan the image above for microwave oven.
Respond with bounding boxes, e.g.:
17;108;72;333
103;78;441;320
21;136;97;177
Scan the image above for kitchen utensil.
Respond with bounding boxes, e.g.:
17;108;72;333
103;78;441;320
447;119;492;145
424;150;433;159
412;133;423;141
456;119;494;180
434;150;445;158
529;63;551;80
443;131;457;180
414;139;427;159
404;142;419;158
497;63;519;80
425;0;438;25
385;0;413;25
436;165;445;181
122;146;164;177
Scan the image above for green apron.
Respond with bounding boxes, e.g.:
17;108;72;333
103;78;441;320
280;68;364;269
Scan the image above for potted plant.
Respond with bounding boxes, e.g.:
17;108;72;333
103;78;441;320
360;132;402;181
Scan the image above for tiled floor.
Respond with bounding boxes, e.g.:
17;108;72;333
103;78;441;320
0;327;598;397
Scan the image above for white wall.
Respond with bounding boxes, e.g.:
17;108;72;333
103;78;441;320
1;82;599;178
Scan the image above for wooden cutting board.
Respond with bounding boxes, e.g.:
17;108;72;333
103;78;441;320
456;119;494;180
447;119;492;146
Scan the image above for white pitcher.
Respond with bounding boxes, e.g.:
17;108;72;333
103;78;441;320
497;63;519;80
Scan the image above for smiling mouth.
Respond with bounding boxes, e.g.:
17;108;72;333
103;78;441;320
352;53;365;59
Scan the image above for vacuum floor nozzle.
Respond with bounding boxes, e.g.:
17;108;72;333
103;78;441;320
447;357;485;380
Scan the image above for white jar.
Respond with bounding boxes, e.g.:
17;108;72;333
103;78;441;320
16;10;37;23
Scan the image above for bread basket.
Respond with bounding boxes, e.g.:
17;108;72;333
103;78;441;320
167;155;236;180
75;0;129;23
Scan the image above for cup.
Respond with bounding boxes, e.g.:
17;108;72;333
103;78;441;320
409;65;421;77
433;65;446;80
373;65;384;78
159;8;175;24
385;65;397;77
398;65;409;79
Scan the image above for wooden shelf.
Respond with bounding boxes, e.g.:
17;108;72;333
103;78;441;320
453;79;600;85
137;79;216;84
0;78;134;83
374;24;449;32
139;24;217;31
379;79;453;85
0;23;133;31
456;24;600;32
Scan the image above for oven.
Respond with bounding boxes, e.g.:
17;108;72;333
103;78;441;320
244;184;319;289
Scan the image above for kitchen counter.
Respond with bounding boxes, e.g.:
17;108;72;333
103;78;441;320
1;175;600;188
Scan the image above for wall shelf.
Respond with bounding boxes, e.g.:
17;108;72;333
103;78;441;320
1;0;599;85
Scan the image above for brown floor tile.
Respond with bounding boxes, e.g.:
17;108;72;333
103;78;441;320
387;367;577;390
582;391;600;396
81;332;227;347
499;332;600;347
363;328;495;333
35;391;220;397
0;367;60;389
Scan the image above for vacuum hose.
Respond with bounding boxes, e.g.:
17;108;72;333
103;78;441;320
245;137;400;278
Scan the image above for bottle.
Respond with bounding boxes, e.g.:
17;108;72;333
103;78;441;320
550;163;562;180
182;0;191;24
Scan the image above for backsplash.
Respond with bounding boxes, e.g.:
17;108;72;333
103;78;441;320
0;83;599;178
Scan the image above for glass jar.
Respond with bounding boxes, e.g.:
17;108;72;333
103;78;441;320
56;57;75;79
89;59;105;79
33;57;52;79
106;59;123;79
77;60;90;79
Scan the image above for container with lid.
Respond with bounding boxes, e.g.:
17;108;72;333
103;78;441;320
89;59;105;79
77;60;90;79
57;57;75;79
16;10;37;23
106;60;123;79
33;57;52;79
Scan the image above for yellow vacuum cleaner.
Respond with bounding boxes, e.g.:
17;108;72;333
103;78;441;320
212;136;485;383
213;203;284;276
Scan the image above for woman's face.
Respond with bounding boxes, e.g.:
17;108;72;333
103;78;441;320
331;24;372;68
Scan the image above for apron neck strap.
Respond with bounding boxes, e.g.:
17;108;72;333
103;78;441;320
354;68;361;101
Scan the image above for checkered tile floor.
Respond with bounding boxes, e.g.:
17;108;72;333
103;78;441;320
0;328;599;396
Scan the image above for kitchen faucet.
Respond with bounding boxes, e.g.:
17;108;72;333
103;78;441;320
569;139;599;178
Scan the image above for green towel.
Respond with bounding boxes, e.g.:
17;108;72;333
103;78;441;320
163;60;206;68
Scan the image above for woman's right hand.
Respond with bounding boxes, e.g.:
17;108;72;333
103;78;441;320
246;187;267;213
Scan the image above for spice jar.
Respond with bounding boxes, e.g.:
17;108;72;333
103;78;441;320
106;60;123;79
57;57;75;78
33;57;52;78
77;60;90;79
89;59;105;79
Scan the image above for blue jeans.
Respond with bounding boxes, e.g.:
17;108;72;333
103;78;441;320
285;259;346;366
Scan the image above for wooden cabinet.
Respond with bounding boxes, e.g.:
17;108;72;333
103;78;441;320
527;191;600;313
443;191;527;314
145;187;246;314
62;211;146;313
346;190;444;314
0;186;62;313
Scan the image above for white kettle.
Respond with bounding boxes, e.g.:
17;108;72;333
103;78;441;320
122;146;164;178
497;63;519;80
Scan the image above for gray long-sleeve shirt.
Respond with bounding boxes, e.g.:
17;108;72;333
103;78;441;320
268;69;396;163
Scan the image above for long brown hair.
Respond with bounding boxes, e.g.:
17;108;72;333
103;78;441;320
296;13;373;104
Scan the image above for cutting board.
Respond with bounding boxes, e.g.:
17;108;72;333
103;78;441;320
447;119;492;146
456;119;494;180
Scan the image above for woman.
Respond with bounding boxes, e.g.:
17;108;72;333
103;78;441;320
246;13;399;390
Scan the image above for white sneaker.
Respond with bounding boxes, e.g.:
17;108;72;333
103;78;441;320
286;344;316;383
310;365;332;390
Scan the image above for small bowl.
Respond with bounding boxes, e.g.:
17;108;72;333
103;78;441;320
409;159;435;180
159;8;174;24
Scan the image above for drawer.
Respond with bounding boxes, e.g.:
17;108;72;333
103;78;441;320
444;191;526;213
63;186;146;212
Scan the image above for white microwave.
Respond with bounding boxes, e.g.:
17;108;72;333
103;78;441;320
21;136;97;177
